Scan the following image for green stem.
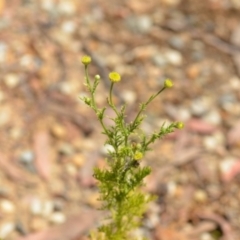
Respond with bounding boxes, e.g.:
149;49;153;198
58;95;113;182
109;82;128;147
85;66;97;110
131;86;166;131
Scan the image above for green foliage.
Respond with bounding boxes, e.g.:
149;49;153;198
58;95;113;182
81;56;183;240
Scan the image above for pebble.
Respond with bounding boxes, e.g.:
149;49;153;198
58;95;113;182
58;81;77;95
219;158;238;182
200;232;214;240
167;181;177;197
71;153;85;168
186;64;201;79
194;189;208;203
30;198;42;215
51;123;66;139
125;15;152;34
190;97;212;117
164;50;183;66
229;76;240;90
58;143;75;156
41;0;55;11
57;1;76;15
0;223;15;238
61;21;76;34
144;212;160;229
65;163;78;176
168;36;185;50
4;74;20;88
218;93;238;112
152;54;167;67
0;199;15;213
9;127;23;140
121;90;137;104
49;212;66;224
203;132;224;151
203;109;222;126
19;150;34;164
42;200;54;217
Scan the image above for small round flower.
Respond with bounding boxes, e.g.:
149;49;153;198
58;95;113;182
134;151;143;161
175;122;184;129
164;79;173;88
81;55;91;66
109;72;121;83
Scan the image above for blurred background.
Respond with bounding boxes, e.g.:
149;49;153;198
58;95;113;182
1;0;240;239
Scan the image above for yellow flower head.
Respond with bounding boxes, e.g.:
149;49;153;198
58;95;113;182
81;55;91;66
109;72;121;83
175;122;184;129
164;79;173;88
134;151;143;161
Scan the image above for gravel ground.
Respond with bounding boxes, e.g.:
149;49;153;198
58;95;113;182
1;0;240;239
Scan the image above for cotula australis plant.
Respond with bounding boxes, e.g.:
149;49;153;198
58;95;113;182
81;55;183;240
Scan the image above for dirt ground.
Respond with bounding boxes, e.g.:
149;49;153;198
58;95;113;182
1;0;240;239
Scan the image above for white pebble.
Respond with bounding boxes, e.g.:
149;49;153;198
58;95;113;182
42;201;54;217
164;50;183;66
0;200;15;213
0;223;15;238
4;74;20;88
49;212;66;224
30;198;42;215
122;90;136;104
61;21;76;34
203;110;222;125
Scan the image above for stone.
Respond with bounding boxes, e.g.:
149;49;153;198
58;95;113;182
194;189;208;203
30;198;42;215
19;150;34;164
203;110;222;125
71;154;85;168
190;97;212;117
0;222;15;238
42;200;54;217
164;50;183;66
0;199;15;213
61;21;76;34
65;163;78;176
168;36;185;50
121;90;137;104
51;124;66;139
57;1;76;15
125;15;152;34
4;73;20;88
49;212;66;224
58;143;74;156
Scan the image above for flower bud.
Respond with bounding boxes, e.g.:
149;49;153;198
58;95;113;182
81;55;91;66
134;151;143;161
95;75;101;80
164;79;173;88
109;72;121;83
175;122;184;129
